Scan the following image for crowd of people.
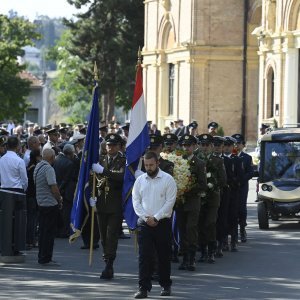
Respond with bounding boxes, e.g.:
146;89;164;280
0;118;254;298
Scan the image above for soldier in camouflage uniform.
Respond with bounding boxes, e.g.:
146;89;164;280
195;134;227;263
92;133;126;280
176;134;207;271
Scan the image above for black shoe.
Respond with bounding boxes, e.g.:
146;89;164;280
119;232;131;239
198;253;207;263
134;289;148;299
207;254;215;264
100;265;114;280
160;287;171;296
240;229;247;243
231;243;238;252
187;262;196;271
215;248;223;258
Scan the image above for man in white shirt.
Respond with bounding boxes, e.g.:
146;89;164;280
132;151;177;299
0;136;28;192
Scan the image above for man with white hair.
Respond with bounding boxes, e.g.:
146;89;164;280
34;148;62;266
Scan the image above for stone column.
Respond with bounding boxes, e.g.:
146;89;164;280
283;48;298;126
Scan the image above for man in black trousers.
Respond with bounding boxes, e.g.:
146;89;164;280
132;151;177;299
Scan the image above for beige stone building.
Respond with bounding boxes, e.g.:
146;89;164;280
255;0;300;129
143;0;263;142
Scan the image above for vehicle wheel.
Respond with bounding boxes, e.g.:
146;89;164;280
257;201;269;229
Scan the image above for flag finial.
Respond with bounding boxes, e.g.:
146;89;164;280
137;47;142;66
94;62;99;81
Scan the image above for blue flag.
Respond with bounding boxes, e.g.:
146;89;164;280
122;65;149;230
69;82;99;242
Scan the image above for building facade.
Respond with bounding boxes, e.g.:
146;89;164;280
143;0;262;142
255;0;300;129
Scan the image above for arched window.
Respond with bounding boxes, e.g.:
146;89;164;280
168;64;175;115
266;68;275;118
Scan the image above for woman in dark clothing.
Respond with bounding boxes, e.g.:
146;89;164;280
26;149;42;249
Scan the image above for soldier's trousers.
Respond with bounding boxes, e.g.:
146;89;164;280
239;183;249;228
216;187;229;242
176;209;200;253
228;188;239;240
198;193;220;244
97;211;122;261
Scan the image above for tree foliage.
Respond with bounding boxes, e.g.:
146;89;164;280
62;0;144;121
0;14;40;121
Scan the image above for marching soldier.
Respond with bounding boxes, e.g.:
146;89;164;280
162;133;178;153
196;134;227;263
231;134;254;243
207;122;219;137
177;134;207;271
91;133;126;280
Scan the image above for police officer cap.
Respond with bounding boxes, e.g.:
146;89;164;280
33;128;43;135
43;124;52;130
197;134;213;144
0;135;7;146
105;133;123;145
163;133;178;145
99;125;108;132
59;127;68;134
149;134;164;146
213;136;225;145
188;121;198;129
224;136;236;145
231;134;245;143
207;121;218;129
46;128;58;135
0;128;9;136
179;134;198;145
121;124;130;131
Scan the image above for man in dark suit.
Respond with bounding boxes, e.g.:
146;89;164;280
91;133;126;279
151;124;161;136
232;134;254;243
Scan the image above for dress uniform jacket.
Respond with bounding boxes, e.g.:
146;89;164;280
96;153;126;214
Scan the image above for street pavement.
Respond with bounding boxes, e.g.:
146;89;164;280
1;179;300;299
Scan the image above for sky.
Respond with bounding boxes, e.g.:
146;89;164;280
0;0;86;20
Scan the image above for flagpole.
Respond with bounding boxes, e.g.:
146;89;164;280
89;62;99;266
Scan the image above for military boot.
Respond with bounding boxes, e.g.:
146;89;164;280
100;259;114;279
198;245;208;263
207;242;216;264
231;241;238;252
187;251;196;271
215;241;223;258
240;227;247;243
178;254;188;270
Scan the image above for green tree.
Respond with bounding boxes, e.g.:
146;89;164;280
0;14;40;121
46;29;92;121
63;0;144;121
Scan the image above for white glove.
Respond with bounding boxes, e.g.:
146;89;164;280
206;172;211;178
135;170;144;179
207;182;214;189
92;163;104;174
89;197;97;207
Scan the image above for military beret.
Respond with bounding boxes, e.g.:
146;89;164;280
207;122;218;129
105;133;123;145
179;134;198;145
46;128;58;135
163;133;178;145
197;134;213;144
149;134;164;146
213;136;225;145
231;134;245;143
224;136;236;145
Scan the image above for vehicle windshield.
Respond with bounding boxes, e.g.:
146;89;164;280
262;141;300;182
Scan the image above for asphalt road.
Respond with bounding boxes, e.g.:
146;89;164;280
1;179;300;299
